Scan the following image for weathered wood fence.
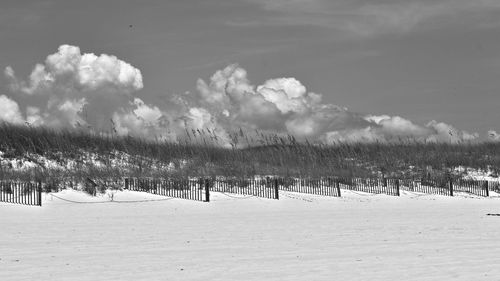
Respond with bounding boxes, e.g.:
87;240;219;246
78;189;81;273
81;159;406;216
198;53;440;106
399;178;490;197
338;177;400;196
1;176;497;206
455;179;490;197
210;177;279;199
124;178;205;202
124;176;496;201
0;180;42;206
279;177;341;197
400;178;452;196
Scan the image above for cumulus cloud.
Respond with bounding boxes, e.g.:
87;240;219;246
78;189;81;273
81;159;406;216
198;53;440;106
110;98;226;143
112;98;171;140
191;64;370;140
425;120;478;143
176;64;485;144
366;115;431;139
322;127;384;143
0;95;24;125
26;106;44;126
2;52;487;144
321;115;480;144
7;45;143;95
4;44;144;131
257;78;313;115
488;130;500;141
53;98;87;128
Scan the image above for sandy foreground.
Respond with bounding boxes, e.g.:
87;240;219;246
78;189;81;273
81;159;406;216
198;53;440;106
1;189;500;281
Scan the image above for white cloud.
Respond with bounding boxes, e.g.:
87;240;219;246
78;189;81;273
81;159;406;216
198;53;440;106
425;120;478;143
321;115;480;144
191;64;370;139
256;77;313;114
131;98;162;125
56;98;87;128
366;115;430;137
112;98;167;138
488;130;500;141
6;44;143;96
322;127;384;144
26;106;44;126
4;44;144;132
2;56;486;144
0;95;24;124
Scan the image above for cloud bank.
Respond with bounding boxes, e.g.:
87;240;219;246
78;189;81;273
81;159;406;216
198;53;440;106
1;45;490;145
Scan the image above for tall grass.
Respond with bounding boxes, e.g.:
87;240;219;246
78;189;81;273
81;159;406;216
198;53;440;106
1;123;499;191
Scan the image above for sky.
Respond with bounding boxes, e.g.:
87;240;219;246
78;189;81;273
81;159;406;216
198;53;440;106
1;0;500;144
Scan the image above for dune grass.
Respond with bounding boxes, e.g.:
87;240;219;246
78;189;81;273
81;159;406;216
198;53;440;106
1;123;499;190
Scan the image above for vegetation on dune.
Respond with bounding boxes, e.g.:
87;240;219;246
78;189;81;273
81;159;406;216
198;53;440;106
1;123;500;191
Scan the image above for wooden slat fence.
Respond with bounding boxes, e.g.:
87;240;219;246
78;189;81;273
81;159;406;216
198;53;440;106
2;176;497;207
210;177;278;199
124;178;205;202
337;177;400;196
400;178;452;196
455;179;489;197
278;177;341;197
0;180;42;206
488;181;500;194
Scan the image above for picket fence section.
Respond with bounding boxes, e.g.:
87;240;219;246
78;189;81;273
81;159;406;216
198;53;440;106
337;177;400;196
124;176;494;201
400;179;452;196
1;176;496;206
124;178;205;202
210;177;278;200
455;179;489;197
0;180;42;206
278;177;341;197
488;181;500;193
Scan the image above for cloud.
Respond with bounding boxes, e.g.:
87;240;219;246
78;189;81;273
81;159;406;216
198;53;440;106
179;64;485;144
2;53;487;144
239;0;500;37
320;115;480;144
0;95;24;125
8;44;143;95
366;115;431;138
193;64;285;131
322;127;384;144
112;98;172;140
190;64;371;140
257;77;311;114
54;98;87;128
4;44;144;131
425;120;479;143
26;106;44;126
488;130;500;141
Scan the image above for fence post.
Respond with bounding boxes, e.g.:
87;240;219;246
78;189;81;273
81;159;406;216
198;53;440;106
336;179;341;197
274;178;279;200
37;181;42;207
395;179;400;196
449;179;454;197
484;181;489;197
204;178;210;202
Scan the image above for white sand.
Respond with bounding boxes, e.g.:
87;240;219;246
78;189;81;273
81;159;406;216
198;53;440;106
1;189;500;281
